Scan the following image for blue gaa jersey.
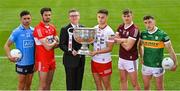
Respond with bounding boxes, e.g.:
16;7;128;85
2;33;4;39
9;24;35;66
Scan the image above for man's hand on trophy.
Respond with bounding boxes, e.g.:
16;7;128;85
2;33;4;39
54;36;59;43
89;51;98;57
72;49;78;56
53;36;59;48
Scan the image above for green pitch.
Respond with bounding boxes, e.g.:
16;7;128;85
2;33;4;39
0;0;180;90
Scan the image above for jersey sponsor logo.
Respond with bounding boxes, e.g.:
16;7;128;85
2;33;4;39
100;38;105;44
23;40;34;48
142;35;147;38
148;35;153;37
143;40;164;48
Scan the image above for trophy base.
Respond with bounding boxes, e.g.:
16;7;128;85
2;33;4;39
77;49;90;55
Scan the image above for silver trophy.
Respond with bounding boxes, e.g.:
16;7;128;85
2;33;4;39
68;27;96;55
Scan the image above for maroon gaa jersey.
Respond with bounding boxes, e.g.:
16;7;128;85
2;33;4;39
117;23;140;61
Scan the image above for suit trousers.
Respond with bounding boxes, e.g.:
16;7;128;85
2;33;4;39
64;57;85;90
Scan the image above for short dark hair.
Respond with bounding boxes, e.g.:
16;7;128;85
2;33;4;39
122;9;132;15
97;9;108;16
40;7;52;15
143;15;154;20
68;9;79;14
20;10;31;17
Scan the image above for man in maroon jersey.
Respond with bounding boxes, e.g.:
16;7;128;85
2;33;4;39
114;9;141;90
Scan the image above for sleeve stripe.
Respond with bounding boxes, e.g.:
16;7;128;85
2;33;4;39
129;36;137;40
107;40;115;42
133;29;138;37
164;40;171;45
34;37;42;45
37;29;43;37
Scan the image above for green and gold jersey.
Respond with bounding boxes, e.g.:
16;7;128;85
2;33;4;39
141;27;170;67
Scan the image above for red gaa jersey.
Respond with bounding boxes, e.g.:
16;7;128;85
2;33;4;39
33;21;57;62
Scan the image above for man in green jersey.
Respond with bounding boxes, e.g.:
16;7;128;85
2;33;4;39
139;15;177;90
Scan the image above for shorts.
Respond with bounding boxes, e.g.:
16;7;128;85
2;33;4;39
91;60;112;77
16;64;34;75
142;65;165;77
35;60;56;72
118;57;138;73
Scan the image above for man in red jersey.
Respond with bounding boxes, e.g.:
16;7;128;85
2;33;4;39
114;9;141;90
33;7;59;90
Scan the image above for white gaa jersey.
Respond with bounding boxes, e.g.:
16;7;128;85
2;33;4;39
92;25;114;63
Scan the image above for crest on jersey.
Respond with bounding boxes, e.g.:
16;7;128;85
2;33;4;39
126;31;129;36
123;30;126;35
48;29;51;32
155;36;159;40
26;33;30;37
101;34;104;37
45;30;48;33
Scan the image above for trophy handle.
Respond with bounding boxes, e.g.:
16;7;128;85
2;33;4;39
67;27;74;51
67;27;74;34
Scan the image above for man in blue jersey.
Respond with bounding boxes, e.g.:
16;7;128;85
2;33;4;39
4;10;35;90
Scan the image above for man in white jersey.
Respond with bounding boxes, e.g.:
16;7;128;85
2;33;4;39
89;9;114;90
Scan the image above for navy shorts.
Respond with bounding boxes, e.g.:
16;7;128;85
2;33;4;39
16;64;34;75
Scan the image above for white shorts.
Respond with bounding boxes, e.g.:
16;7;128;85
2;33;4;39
118;58;138;73
142;65;165;77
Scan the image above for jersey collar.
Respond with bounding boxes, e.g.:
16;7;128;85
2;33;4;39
124;22;133;29
148;26;158;34
39;21;50;28
97;25;108;31
19;24;33;30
